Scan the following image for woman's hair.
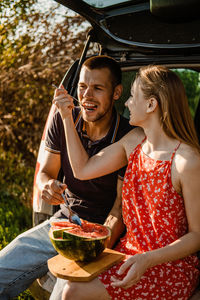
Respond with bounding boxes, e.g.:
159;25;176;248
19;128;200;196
137;65;200;152
82;55;122;88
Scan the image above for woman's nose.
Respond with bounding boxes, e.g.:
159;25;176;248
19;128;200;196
125;97;130;107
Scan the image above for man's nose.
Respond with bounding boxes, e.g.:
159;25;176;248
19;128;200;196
83;87;93;98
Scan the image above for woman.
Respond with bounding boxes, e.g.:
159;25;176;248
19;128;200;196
53;65;200;300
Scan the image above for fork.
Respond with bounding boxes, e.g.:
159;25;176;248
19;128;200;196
60;191;82;226
52;84;82;106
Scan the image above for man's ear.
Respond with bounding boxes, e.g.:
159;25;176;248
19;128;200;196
146;97;158;113
113;84;123;101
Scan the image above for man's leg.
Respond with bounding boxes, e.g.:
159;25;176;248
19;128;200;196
49;277;68;300
0;219;57;299
32;211;51;226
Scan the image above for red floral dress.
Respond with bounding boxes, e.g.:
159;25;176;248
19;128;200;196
99;139;199;299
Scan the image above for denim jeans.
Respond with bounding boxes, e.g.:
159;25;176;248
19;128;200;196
0;218;58;299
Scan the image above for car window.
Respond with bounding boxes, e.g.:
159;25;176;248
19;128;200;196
82;0;134;9
173;69;200;118
115;68;200;120
115;70;136;119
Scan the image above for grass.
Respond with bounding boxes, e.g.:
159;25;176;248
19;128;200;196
0;148;36;299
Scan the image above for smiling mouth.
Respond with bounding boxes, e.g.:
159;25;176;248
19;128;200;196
82;103;98;111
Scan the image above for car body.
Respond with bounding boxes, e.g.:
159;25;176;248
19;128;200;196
33;1;200;296
53;0;200;135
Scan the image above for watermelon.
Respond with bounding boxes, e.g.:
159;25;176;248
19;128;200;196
49;220;111;262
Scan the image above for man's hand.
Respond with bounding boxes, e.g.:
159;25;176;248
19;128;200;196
41;179;67;205
111;252;150;289
104;179;125;248
53;85;74;120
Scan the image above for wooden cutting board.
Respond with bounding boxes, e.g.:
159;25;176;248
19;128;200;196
48;248;125;282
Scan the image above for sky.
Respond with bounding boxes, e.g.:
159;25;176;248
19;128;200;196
35;0;70;21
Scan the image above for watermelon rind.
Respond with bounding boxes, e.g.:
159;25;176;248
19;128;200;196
52;227;73;239
49;224;111;262
52;229;64;239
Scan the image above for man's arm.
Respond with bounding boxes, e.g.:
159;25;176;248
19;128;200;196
36;150;66;206
104;178;125;248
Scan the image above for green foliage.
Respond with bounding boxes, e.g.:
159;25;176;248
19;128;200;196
0;1;92;298
0;0;90;166
13;290;34;300
174;69;200;117
116;69;200;119
0;148;34;299
0;148;33;249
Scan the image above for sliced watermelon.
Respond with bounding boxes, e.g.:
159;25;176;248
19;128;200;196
49;220;111;262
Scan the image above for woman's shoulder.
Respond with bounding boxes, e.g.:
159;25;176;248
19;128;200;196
120;127;145;157
175;142;200;174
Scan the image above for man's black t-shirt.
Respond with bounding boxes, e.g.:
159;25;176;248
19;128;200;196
45;107;132;224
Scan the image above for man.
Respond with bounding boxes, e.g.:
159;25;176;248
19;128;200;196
0;55;132;299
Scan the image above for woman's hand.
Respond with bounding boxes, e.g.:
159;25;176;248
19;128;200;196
111;252;150;289
52;85;74;120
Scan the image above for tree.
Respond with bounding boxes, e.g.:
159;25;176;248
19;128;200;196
0;2;92;297
174;69;200;117
0;0;90;166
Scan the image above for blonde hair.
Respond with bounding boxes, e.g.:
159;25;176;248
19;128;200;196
137;65;200;152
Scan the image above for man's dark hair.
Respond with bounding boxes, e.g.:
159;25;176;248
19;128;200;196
82;55;122;88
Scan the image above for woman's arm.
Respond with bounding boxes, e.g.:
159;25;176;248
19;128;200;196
52;87;128;180
63;116;128;180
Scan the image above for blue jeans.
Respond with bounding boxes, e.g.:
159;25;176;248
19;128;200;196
0;218;58;299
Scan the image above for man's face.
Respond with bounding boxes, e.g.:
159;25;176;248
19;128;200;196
77;66;116;122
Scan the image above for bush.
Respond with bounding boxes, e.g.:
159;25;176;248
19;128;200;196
0;148;33;248
0;2;91;298
0;191;32;249
0;148;34;299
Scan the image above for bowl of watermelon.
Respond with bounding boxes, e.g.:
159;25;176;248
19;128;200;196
49;219;111;262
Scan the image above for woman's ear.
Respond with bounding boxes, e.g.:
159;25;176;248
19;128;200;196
113;84;123;101
146;97;158;113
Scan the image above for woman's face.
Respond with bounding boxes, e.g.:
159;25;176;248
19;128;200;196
125;80;148;126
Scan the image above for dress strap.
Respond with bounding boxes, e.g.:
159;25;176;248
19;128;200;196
140;136;147;145
133;136;147;155
170;141;181;162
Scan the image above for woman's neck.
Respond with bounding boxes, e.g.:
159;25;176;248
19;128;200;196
142;120;178;160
